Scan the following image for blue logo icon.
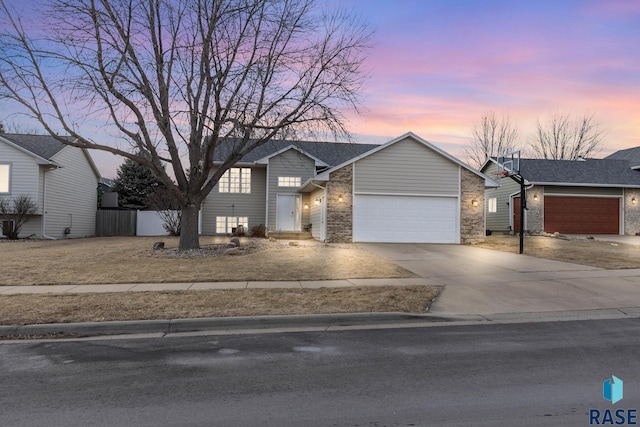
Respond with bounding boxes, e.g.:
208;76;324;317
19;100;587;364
603;375;624;405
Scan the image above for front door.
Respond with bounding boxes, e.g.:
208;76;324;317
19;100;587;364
276;194;301;231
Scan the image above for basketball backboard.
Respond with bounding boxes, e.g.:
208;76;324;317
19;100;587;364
495;150;520;177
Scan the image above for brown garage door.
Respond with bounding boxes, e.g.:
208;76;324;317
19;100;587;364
544;196;620;234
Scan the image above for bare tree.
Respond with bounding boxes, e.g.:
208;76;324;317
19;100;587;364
530;112;604;160
466;111;519;168
0;0;372;249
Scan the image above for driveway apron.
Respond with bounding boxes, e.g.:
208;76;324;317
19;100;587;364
359;243;640;316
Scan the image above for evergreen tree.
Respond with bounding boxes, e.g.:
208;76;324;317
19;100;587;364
112;157;164;210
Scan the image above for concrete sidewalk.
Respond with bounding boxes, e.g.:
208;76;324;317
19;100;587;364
3;242;640;339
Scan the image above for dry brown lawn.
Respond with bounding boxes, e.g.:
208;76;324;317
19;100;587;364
475;235;640;269
0;236;415;286
0;286;442;325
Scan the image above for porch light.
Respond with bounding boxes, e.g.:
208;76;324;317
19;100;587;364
471;199;478;207
314;198;321;206
304;203;309;210
633;197;637;205
533;194;539;201
338;194;344;202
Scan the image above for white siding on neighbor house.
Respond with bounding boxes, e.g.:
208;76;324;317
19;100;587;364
266;149;316;231
483;162;519;233
354;137;459;195
45;147;98;238
201;166;267;234
0;140;42;213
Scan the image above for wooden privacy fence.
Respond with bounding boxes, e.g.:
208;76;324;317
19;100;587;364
96;210;137;236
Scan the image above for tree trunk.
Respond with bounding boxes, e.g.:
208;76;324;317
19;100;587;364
179;204;200;250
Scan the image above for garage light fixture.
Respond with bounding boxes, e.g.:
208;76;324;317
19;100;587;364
338;194;344;202
533;194;539;201
633;197;637;205
471;199;478;207
314;198;321;206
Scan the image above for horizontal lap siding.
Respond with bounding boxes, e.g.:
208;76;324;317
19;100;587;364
483;162;519;232
354;137;458;195
267;150;315;230
46;147;98;238
0;141;42;214
201;166;266;234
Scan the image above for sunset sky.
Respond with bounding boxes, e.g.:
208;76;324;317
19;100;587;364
332;0;640;159
3;0;640;177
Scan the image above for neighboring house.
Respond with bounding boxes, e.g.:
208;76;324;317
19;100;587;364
204;132;497;243
481;155;640;235
0;133;101;239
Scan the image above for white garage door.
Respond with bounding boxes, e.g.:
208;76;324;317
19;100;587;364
353;195;458;243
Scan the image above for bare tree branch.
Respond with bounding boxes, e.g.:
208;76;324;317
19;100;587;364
530;111;604;160
0;0;373;249
466;111;519;168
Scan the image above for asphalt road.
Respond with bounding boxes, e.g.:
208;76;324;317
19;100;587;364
1;319;639;427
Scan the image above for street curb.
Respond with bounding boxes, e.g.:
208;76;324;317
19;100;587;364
3;308;640;341
0;312;458;339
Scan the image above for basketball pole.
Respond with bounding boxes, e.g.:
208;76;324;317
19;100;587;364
508;174;526;254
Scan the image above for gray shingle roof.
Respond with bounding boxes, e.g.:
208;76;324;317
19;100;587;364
1;133;69;160
518;158;640;187
605;146;640;165
212;139;380;167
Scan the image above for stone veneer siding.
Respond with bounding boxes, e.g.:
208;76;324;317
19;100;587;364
460;168;486;243
325;165;353;243
525;186;544;234
624;188;640;235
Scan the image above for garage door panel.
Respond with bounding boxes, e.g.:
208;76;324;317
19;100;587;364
544;196;619;234
353;195;458;243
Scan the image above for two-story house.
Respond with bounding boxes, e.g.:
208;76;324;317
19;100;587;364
203;132;496;243
0;133;100;239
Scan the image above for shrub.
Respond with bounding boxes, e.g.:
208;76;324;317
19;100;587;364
0;195;37;239
250;224;267;238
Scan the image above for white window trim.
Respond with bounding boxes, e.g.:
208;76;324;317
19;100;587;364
277;176;301;187
488;197;497;213
218;168;251;194
0;163;10;194
215;216;249;234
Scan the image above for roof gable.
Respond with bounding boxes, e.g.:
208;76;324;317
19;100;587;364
314;132;498;186
0;133;68;161
253;145;329;167
213;138;379;167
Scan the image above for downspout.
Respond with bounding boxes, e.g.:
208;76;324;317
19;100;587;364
41;167;57;240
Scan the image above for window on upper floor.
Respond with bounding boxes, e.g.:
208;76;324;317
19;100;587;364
0;164;9;193
488;197;497;213
278;176;301;187
219;168;251;193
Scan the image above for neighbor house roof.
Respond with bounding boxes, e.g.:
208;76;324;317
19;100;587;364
212;139;380;167
516;158;640;187
605;146;640;167
0;133;69;160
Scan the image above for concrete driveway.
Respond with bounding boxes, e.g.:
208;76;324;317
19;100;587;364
360;243;640;317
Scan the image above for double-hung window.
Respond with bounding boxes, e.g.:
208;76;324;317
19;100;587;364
219;168;251;193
